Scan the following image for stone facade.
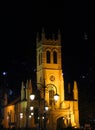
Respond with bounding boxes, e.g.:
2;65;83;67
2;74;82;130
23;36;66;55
2;29;80;130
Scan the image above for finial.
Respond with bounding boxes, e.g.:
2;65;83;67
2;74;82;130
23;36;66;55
26;80;28;89
28;79;32;89
21;81;24;89
73;81;78;100
73;81;78;90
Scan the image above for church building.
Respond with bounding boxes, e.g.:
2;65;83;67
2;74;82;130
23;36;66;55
2;29;80;130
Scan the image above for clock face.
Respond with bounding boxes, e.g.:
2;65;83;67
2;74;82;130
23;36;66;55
50;75;55;81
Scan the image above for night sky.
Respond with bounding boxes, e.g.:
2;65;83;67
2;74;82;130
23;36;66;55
0;1;95;122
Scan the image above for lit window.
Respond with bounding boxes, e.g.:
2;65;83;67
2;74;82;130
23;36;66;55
46;51;51;63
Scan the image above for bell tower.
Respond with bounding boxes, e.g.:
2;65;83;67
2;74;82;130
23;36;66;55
36;28;64;107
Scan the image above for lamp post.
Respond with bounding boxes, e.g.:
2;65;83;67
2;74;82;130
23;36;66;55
30;82;59;130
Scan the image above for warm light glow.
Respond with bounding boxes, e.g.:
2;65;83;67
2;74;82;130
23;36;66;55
7;116;9;119
54;93;59;101
30;93;35;100
30;106;34;111
42;116;44;119
31;112;34;115
45;106;49;111
20;113;23;116
20;113;23;119
29;115;32;118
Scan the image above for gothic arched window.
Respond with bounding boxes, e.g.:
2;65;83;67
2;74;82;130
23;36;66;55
46;51;51;63
49;90;54;106
53;51;57;64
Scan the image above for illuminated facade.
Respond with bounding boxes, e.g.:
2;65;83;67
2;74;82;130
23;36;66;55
2;29;80;130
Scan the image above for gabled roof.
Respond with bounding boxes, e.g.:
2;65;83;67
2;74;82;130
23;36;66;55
5;96;21;107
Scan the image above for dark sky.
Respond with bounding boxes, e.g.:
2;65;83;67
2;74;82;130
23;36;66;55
0;2;95;118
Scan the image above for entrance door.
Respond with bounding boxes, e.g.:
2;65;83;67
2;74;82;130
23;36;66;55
57;117;67;130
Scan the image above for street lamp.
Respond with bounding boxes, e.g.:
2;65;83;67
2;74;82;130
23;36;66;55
30;93;35;101
30;82;59;130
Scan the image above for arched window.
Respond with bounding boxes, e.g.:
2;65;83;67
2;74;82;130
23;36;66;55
49;90;54;106
53;51;57;64
46;51;50;63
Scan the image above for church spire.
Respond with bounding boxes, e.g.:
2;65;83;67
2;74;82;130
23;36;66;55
73;81;78;100
21;81;25;101
26;79;33;100
28;79;32;93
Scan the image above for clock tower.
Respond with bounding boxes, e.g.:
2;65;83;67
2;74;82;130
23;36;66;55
36;28;64;108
